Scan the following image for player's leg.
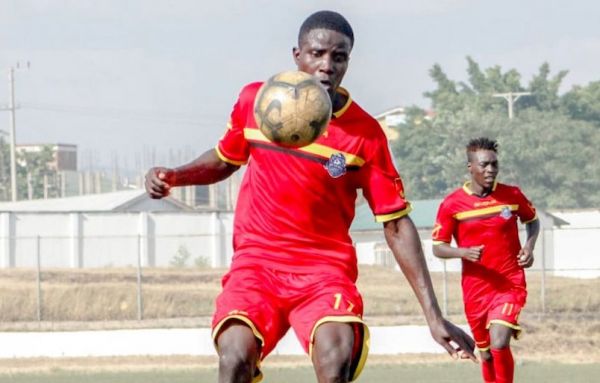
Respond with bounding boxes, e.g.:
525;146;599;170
487;302;523;383
467;311;495;383
288;272;367;383
311;322;355;382
216;319;262;383
212;266;289;383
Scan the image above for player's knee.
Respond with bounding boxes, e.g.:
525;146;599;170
218;342;259;381
312;328;354;382
217;322;260;380
489;324;513;349
479;349;493;362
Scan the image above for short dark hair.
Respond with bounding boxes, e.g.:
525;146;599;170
298;10;354;47
466;137;498;161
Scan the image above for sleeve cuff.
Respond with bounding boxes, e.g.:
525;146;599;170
215;145;247;166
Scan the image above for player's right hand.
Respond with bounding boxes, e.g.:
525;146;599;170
145;167;175;199
461;245;484;262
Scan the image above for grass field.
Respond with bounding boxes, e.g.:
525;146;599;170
1;357;598;383
0;266;598;324
0;266;598;382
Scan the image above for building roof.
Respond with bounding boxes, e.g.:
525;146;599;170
351;199;442;231
547;209;600;228
351;199;569;231
0;189;193;212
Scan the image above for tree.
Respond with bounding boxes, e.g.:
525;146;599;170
561;80;600;125
391;58;600;209
16;145;58;200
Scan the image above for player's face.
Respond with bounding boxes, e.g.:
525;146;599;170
293;28;352;100
468;150;499;191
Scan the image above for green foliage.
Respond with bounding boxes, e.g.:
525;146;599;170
392;58;600;209
194;256;211;268
169;245;192;268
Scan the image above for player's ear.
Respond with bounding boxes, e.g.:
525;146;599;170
292;47;300;64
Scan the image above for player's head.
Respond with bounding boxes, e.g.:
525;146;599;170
466;137;499;190
293;11;354;99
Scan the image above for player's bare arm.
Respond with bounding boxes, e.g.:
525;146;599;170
144;149;239;199
383;216;477;362
433;243;484;262
518;218;540;268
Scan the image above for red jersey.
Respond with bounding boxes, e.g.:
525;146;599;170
432;182;537;308
216;82;410;281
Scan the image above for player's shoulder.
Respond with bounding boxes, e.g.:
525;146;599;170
238;81;264;100
495;182;526;196
438;187;464;210
343;98;386;139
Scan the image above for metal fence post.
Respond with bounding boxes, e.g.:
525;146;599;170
442;260;448;316
136;234;144;321
36;235;42;322
541;229;546;314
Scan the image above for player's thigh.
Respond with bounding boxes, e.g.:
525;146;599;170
487;301;524;348
466;311;490;352
212;267;288;356
289;274;368;381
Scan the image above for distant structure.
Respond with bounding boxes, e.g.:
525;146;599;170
374;106;435;141
17;143;77;171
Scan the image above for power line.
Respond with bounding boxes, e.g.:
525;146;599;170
20;101;224;125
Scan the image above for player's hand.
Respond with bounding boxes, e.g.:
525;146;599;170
428;318;477;363
145;167;175;199
460;245;484;262
517;246;534;268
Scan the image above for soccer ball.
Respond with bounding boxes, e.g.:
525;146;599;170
254;70;332;148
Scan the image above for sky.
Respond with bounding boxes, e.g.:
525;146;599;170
0;0;599;172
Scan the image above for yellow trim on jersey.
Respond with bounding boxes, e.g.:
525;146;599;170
522;215;538;224
243;128;366;167
333;87;352;118
214;146;247;166
478;346;491;352
462;180;498;195
374;205;413;223
432;240;450;245
453;204;518;221
308;316;369;382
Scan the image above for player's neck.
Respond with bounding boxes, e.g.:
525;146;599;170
469;181;493;197
331;89;348;113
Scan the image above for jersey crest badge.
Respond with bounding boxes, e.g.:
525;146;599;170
325;153;346;178
500;206;512;219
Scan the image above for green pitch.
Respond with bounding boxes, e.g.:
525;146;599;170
1;362;598;383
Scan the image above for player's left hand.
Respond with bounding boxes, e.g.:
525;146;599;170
517;246;534;268
428;318;477;363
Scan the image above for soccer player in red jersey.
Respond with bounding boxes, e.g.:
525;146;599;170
146;10;475;383
432;137;540;383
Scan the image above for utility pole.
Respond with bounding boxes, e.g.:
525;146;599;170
1;62;30;201
493;91;531;119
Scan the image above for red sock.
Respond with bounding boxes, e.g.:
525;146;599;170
491;347;514;383
481;357;496;383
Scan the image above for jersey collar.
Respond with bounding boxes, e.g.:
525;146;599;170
332;87;352;119
463;180;498;195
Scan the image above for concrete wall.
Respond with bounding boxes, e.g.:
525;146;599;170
0;211;598;277
0;211;234;268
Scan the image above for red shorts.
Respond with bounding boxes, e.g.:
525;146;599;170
212;265;368;381
468;301;524;351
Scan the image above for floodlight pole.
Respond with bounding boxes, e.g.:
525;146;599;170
493;91;531;119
